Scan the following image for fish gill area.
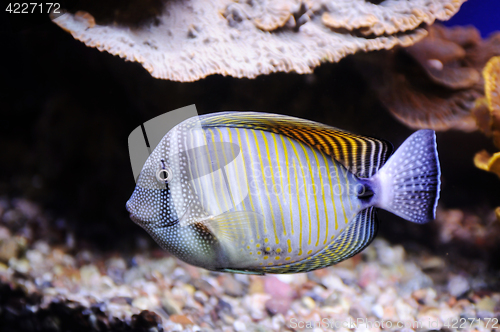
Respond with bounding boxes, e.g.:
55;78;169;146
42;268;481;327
2;1;500;331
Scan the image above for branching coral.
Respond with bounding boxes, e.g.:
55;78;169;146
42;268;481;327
472;56;500;222
52;0;465;82
475;56;500;146
473;56;500;177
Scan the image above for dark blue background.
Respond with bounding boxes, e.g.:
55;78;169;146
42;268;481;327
443;0;500;37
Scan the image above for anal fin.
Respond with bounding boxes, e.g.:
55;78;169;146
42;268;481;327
218;268;265;275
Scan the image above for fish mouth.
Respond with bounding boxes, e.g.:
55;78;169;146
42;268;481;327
126;200;138;222
125;200;133;214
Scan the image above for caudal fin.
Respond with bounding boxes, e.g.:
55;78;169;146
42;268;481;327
371;130;441;223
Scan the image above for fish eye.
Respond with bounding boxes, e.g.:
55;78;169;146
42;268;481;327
156;162;173;183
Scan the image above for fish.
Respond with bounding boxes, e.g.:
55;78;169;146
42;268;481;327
126;112;441;274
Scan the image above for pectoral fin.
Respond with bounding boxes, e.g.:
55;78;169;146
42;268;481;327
203;210;263;243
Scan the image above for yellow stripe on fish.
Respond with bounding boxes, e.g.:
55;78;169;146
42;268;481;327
127;112;441;274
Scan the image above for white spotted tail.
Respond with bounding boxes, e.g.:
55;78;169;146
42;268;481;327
368;130;441;224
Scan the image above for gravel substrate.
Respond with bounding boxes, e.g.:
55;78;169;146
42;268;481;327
0;198;499;332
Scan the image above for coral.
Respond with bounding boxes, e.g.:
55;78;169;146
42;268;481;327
474;150;500;178
319;0;464;36
474;56;500;147
361;25;500;131
473;57;500;174
472;56;500;221
51;0;465;82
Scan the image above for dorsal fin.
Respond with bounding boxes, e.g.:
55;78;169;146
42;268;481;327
199;112;393;178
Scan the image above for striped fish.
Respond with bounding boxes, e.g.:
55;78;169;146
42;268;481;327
126;112;441;274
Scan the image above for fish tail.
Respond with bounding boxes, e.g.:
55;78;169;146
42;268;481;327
367;130;441;223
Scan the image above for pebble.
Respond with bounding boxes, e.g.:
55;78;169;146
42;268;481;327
0;226;11;240
301;296;316;310
447;275;470;297
395;298;415;321
26;249;44;267
193;290;208;304
170;314;194;325
33;240;51;256
348;304;365;320
264;276;296;300
245;293;271;320
324;290;341;306
248;276;264;294
99;275;116;290
372;303;384;318
358;263;379;288
265;298;290;316
13;199;40;219
416;307;443;330
1;198;500;332
219;274;245;297
332;267;357;286
0;238;20;262
220;312;234;325
9;257;30;274
383;245;405;266
377;287;398;307
233;273;249;285
275;274;295;284
132;296;153;310
271;314;285;330
106;257;127;284
233;320;246;331
191;278;216;296
322;274;350;293
109;296;132;305
438;305;458;323
161;296;182;315
80;264;101;286
418;256;446;270
476;296;496;312
364;282;380;297
2;209;22;226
